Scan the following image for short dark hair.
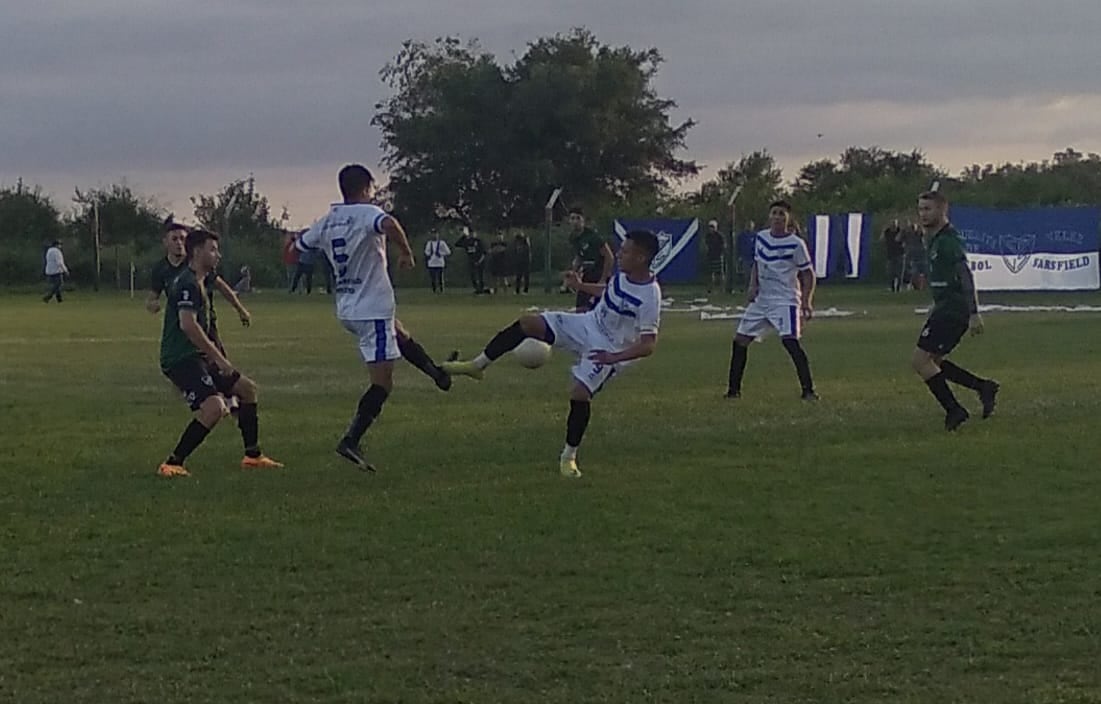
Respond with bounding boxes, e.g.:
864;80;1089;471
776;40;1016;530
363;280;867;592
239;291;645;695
919;190;947;205
569;205;584;217
185;228;219;258
163;216;188;234
625;229;660;263
339;164;374;200
769;199;792;213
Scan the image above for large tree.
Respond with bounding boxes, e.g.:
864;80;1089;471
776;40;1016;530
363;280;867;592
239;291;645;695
0;179;64;245
191;176;286;241
689;150;785;230
373;29;697;233
790;146;943;216
70;182;164;254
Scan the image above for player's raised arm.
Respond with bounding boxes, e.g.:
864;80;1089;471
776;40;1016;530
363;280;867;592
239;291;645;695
381;215;415;269
213;276;251;327
563;270;606;298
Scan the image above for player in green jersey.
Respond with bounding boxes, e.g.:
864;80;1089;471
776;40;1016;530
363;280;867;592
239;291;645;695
567;206;614;312
157;229;282;477
912;190;999;431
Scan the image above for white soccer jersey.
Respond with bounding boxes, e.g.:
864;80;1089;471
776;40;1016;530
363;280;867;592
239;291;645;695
590;272;662;350
754;230;812;305
298;203;394;321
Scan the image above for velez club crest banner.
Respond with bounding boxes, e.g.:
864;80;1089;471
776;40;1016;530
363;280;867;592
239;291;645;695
951;206;1100;290
613;218;699;283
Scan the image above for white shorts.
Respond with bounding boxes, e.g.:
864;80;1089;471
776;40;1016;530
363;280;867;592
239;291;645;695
341;318;401;363
541;311;623;395
736;301;802;340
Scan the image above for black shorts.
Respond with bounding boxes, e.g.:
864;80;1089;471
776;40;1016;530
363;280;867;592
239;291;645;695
163;357;240;411
707;257;724;275
917;314;968;356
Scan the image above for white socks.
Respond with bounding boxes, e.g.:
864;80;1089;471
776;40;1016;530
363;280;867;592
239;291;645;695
473;353;491;370
561;445;578;461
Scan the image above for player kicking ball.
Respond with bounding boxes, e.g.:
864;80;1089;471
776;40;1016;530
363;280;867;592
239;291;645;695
725;200;818;400
443;230;662;478
157;229;282;477
912;189;999;430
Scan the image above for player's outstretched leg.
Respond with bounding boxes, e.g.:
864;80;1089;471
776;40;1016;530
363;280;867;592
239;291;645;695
159;395;226;477
394;320;451;391
725;336;752;398
912;349;969;431
939;359;999;418
782;337;818;400
442;314;554;380
336;362;394;472
232;375;283;469
560;384;591;478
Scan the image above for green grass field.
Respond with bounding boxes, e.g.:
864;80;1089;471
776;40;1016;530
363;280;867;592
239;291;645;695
3;285;1101;703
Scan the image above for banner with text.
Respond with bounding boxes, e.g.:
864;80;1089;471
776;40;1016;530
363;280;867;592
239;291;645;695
952;206;1100;290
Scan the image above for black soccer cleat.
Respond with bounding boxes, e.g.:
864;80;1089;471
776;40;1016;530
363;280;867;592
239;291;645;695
336;438;376;472
979;381;1000;419
431;366;452;392
801;390;820;402
723;389;741;399
944;406;970;432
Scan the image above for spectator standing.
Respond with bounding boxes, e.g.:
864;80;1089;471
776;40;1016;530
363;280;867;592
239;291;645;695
424;232;451;293
513;232;532;295
43;239;69;303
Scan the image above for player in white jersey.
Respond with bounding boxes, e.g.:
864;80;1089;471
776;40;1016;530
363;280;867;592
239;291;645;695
298;164;448;471
725;200;819;400
443;230;662;478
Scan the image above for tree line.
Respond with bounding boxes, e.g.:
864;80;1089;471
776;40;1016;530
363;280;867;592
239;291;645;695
3;28;1100;288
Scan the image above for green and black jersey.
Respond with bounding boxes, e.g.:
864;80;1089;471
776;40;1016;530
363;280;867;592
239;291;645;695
160;267;212;371
927;224;971;321
570;227;607;274
150;256;185;298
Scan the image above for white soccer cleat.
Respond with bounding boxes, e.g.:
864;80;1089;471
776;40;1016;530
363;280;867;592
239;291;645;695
559;457;581;478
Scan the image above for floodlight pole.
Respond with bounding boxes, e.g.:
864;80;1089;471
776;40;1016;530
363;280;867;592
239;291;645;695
726;185;743;293
223;192;240;267
544;187;563;293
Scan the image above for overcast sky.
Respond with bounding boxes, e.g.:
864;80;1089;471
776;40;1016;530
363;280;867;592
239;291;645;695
3;0;1099;226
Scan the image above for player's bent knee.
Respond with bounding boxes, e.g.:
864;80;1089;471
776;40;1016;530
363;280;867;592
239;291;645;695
911;348;935;376
198;396;228;426
569;383;593;402
394;319;410;340
518;314;545;337
234;375;258;402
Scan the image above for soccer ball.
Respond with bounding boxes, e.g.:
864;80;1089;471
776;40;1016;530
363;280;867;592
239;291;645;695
513;339;552;369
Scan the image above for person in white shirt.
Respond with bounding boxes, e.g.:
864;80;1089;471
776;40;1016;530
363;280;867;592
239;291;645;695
423;233;452;293
443;230;662;478
725;200;818;400
297;164;452;471
43;240;69;303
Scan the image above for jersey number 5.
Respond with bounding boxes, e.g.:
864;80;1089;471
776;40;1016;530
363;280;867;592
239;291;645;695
331;238;349;279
